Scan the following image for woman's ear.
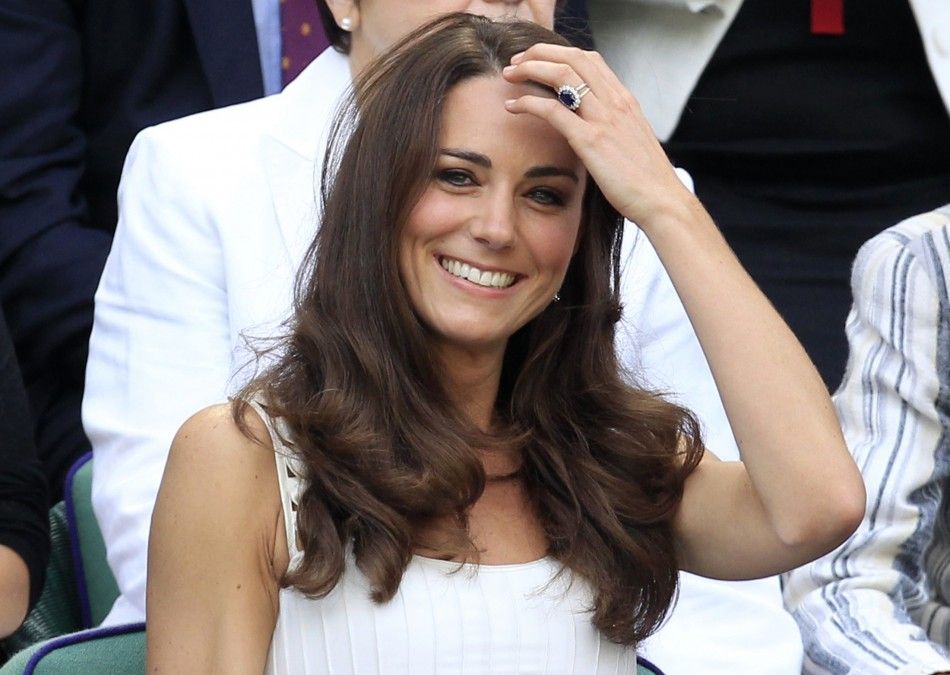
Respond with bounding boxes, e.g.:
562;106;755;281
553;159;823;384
323;0;360;32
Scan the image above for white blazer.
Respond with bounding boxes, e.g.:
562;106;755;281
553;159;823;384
85;47;802;673
589;0;950;140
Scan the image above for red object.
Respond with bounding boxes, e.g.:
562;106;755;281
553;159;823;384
811;0;844;35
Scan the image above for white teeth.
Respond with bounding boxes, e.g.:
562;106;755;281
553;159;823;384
440;257;516;289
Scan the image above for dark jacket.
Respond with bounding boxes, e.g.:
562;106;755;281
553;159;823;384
0;0;265;498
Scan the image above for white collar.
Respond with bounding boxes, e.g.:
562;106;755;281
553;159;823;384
267;47;353;161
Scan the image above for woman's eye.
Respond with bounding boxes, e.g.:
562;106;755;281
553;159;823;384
527;188;566;207
438;169;475;187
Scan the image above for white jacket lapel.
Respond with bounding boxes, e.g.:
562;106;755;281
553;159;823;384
260;48;352;268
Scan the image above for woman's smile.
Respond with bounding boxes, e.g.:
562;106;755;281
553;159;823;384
437;255;520;290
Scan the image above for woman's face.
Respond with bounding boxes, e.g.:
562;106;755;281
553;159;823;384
399;75;585;363
338;0;557;72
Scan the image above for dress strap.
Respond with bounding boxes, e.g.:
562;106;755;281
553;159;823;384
246;397;304;559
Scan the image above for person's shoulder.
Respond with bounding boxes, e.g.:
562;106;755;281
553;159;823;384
139;94;281;151
164;403;278;515
854;206;950;291
125;49;351;178
171;402;271;459
123;97;280;183
135;47;349;158
859;206;950;259
149;402;287;660
117;95;286;217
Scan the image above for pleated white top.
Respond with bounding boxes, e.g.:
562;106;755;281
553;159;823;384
252;403;637;674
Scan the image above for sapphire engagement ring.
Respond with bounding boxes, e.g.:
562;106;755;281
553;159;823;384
557;83;591;111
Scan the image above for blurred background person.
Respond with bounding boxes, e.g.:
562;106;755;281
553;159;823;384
0;310;49;641
785;205;950;674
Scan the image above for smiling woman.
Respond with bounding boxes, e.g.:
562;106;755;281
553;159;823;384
250;22;689;648
145;12;865;675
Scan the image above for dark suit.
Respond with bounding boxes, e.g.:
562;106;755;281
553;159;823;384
0;0;265;499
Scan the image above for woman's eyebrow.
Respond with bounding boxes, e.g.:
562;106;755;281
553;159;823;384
440;149;578;183
525;166;579;183
440;148;491;167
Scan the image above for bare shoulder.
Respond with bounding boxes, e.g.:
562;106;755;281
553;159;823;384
159;403;282;544
168;403;274;479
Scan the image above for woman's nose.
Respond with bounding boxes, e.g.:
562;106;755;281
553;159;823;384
469;198;517;251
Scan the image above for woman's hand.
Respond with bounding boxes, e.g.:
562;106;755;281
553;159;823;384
502;43;695;230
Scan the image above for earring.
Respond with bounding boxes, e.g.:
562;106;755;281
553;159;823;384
553;292;561;303
340;16;353;31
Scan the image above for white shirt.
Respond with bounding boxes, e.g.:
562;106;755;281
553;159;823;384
255;401;638;675
250;0;282;96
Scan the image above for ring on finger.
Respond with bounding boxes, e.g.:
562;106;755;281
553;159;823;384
556;82;591;111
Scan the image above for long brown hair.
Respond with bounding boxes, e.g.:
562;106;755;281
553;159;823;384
236;13;703;646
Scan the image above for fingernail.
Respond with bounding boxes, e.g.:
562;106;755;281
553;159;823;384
504;99;516;108
510;51;525;63
503;65;516;73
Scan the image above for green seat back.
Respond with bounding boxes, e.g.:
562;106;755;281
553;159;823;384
67;457;119;626
0;454;122;669
637;660;664;675
0;504;81;658
0;626;144;675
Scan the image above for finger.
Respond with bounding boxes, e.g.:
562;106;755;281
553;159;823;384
512;43;625;96
502;60;604;118
511;42;583;66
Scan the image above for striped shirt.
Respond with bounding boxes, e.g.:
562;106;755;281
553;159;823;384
783;205;950;674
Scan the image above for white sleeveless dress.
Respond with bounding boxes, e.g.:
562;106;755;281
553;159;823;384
250;402;637;675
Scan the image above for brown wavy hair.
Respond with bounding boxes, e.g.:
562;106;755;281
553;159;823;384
236;13;704;646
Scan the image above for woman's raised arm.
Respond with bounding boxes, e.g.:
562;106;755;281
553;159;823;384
503;44;865;579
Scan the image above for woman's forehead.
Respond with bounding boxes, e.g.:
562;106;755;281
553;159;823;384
438;76;578;169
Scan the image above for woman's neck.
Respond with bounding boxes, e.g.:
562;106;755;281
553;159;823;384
347;39;374;81
435;345;505;432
